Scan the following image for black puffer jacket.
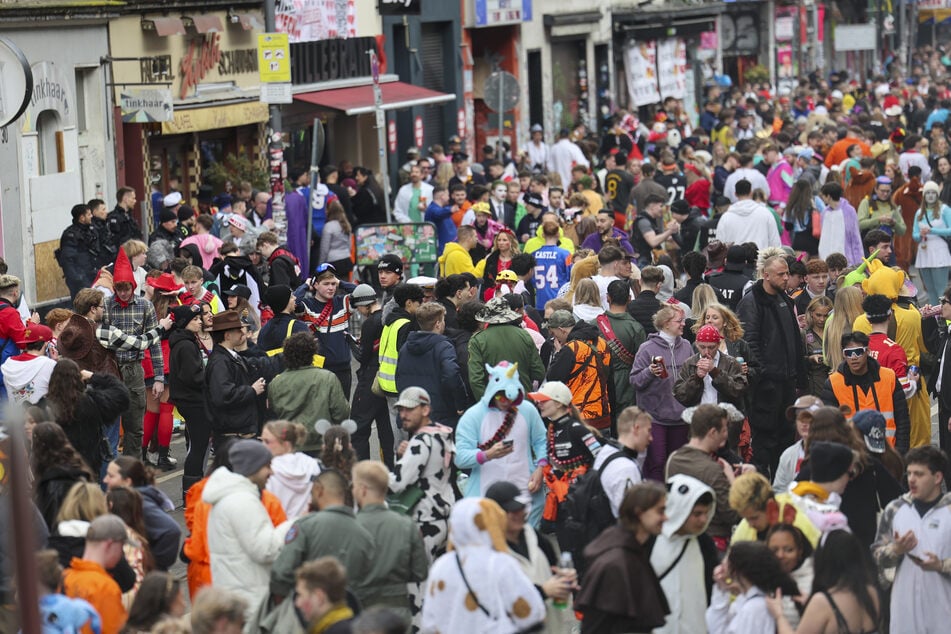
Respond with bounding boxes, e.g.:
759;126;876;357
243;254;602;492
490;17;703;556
205;345;282;435
735;280;806;384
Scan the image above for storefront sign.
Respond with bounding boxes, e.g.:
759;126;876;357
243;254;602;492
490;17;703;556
276;0;357;44
179;34;258;100
378;0;421;15
0;37;33;129
120;88;173;122
22;61;75;133
474;0;532;26
414;116;423;149
623;42;660;108
161;101;269;134
657;39;687;100
775;7;796;42
294;37;377;83
258;33;291;83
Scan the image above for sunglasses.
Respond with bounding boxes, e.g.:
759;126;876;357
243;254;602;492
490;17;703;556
314;263;337;274
842;346;867;358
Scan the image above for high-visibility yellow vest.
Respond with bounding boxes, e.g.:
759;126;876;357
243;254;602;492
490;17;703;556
829;369;897;445
377;317;409;394
266;319;325;367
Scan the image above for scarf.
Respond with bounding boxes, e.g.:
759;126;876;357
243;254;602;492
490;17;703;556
309;603;354;634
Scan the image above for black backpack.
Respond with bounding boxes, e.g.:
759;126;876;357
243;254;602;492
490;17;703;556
556;449;631;572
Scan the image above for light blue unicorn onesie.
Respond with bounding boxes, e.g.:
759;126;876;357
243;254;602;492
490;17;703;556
454;361;548;527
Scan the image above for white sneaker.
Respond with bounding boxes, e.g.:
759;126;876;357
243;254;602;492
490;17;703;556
147;451;159;464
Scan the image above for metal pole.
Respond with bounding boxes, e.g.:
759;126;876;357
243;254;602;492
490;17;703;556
264;0;281;132
307;119;324;273
6;409;40;634
378;112;393;223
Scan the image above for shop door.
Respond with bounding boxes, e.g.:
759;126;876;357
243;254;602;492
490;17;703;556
420;24;448;149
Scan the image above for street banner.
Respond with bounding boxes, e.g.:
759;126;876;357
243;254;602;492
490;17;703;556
624;42;660;107
658;38;687;100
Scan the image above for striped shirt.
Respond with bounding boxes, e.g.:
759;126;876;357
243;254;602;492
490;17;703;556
104;295;163;379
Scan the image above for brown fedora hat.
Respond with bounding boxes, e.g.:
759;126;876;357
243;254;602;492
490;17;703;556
57;314;120;377
210;310;244;332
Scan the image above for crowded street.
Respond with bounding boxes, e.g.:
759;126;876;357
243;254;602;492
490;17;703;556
4;0;951;633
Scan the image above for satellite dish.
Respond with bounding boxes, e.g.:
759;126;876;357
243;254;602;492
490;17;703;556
484;71;519;113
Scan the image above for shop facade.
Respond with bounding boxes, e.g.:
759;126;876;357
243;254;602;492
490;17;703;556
108;7;269;230
517;5;613;150
0;10;117;305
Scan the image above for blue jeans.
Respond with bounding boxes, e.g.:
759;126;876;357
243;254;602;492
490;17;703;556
918;266;949;306
99;417;120;486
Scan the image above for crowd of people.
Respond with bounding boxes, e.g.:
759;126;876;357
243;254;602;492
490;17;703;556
6;54;951;633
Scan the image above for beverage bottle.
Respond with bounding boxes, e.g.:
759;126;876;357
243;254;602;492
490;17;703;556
552;551;575;609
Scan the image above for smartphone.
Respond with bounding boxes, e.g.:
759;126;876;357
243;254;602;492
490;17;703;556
908;553;924;564
502;439;514;449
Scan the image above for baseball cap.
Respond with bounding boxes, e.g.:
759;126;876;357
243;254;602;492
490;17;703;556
395;386;431;409
852;410;887;454
485;480;531;512
523;192;545;209
547;310;575;329
528;381;573;406
14;324;53;348
785;394;824;421
350;284;378;307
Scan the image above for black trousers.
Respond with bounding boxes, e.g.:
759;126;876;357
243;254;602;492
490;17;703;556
940;401;951;455
749;377;797;479
329;365;353;400
351;386;395;468
179;402;212;480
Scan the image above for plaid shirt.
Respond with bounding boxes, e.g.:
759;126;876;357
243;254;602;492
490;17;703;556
95;323;164;355
104;295;163;379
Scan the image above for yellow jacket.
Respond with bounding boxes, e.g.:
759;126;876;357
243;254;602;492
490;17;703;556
438;242;477;277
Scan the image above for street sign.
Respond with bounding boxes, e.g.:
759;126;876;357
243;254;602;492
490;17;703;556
257;33;291;83
0;36;32;129
260;83;292;104
484;70;519;113
414;116;424;149
120;88;173;122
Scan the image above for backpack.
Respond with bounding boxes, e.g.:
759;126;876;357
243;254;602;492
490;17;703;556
0;299;23;399
556;449;630;571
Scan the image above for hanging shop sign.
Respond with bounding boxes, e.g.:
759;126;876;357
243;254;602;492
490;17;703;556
0;36;33;129
120;88;174;122
179;33;258;100
378;0;421;15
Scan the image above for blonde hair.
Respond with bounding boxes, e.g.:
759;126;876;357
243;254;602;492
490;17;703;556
434;162;454;188
728;471;773;513
690;283;718;322
351;460;390;496
263;420;309;450
123;239;148;259
823;286;864;370
693;303;744;341
55;482;108;524
572;279;601;308
653;305;685;331
617;406;651;436
564;254;599;302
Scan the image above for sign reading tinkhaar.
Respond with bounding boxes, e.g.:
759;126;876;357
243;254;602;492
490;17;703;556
120;88;173;122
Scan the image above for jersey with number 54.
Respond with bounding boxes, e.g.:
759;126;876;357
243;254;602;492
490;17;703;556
533;244;573;311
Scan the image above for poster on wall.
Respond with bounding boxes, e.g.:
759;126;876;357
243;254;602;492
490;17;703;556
355;223;438;266
623;42;660;108
275;0;356;43
657;39;687;100
777;45;797;95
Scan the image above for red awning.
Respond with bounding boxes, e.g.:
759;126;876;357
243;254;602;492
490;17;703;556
295;82;455;116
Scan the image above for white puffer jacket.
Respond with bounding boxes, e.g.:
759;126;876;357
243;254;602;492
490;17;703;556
202;467;290;617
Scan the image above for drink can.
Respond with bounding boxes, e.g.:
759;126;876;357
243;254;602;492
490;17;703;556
735;356;745;365
652;355;668;379
908;365;919;376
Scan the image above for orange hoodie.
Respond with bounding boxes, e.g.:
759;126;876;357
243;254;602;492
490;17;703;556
183;476;287;599
63;558;127;634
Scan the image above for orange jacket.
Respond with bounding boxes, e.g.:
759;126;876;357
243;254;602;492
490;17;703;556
183;475;287;599
825;137;871;168
63;558;127;634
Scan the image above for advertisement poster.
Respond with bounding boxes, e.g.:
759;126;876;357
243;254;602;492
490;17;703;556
624;41;660;107
658;38;687;100
275;0;356;43
355;223;438;266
